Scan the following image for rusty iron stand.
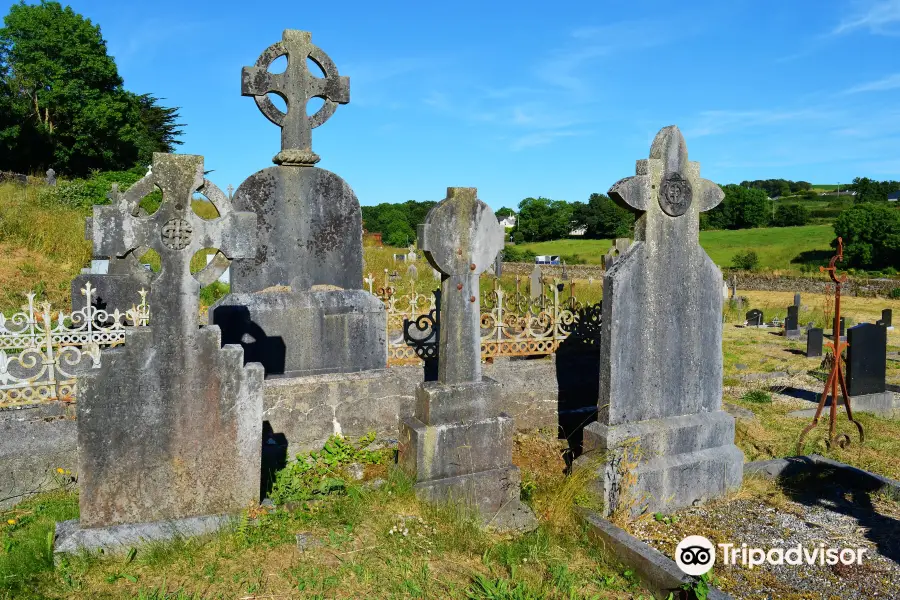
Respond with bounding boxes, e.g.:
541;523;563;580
796;237;865;453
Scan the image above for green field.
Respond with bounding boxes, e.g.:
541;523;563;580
518;224;835;271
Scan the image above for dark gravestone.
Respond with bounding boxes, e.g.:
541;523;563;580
846;323;887;397
840;317;846;337
71;184;153;313
212;30;386;376
806;328;823;358
746;308;763;327
883;308;893;328
398;187;537;532
793;293;801;307
785;305;800;339
578;126;743;516
56;154;264;555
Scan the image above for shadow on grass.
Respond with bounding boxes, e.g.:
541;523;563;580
790;250;833;267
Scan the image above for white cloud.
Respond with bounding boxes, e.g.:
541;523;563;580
842;73;900;93
832;0;900;35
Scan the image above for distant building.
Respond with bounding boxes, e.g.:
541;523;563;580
569;227;586;236
535;255;560;265
498;215;516;228
888;191;900;202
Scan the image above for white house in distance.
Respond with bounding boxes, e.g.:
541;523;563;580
498;215;517;228
888;191;899;202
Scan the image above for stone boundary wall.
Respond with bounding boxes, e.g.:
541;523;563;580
503;262;900;296
1;354;600;508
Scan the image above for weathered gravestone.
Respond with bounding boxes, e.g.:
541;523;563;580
398;187;537;532
746;308;763;327
794;293;801;307
45;168;56;186
530;265;542;299
883;308;893;330
406;263;418;280
71;184;153;313
55;154;264;554
493;252;503;278
210;30;386;377
806;327;824;358
785;305;800;339
578;126;743;516
603;238;631;270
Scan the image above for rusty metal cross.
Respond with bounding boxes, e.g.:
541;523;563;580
242;30;350;166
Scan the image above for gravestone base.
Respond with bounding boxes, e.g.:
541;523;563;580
54;514;233;556
785;329;801;340
399;380;537;533
579;412;743;516
210;289;386;377
848;392;898;418
71;272;151;313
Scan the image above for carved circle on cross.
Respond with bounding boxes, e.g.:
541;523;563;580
423;189;505;279
659;172;693;217
249;36;343;131
161;218;193;251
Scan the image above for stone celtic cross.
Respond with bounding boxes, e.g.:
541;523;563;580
242;29;350;166
418;188;504;385
91;153;256;340
609;125;723;237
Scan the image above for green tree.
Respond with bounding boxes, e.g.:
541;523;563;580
773;203;810;227
833;203;900;269
704;184;770;230
495;207;515;220
515;197;574;242
850;177;900;203
572;193;634;239
0;1;182;175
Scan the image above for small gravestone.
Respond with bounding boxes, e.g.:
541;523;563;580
722;281;728;299
806;328;824;358
785;305;800;339
839;317;846;338
45;168;56;186
578;126;743;516
847;323;887;397
71;184;153;313
883;308;893;330
493;252;503;278
530;265;542;299
793;293;801;307
56;154;264;555
746;308;763;327
603;238;631;270
398;187;537;532
406;263;418;280
730;276;737;299
211;30;386;377
407;249;417;262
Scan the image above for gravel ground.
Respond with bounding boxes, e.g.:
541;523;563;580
630;470;900;599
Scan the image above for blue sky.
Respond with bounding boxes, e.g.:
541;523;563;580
32;0;900;209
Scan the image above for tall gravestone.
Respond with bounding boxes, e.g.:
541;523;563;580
785;305;800;340
530;265;542;299
579;126;743;516
210;30;386;377
398;188;537;532
806;327;824;358
883;308;893;329
56;154;264;554
71;184;153;313
847;323;887;397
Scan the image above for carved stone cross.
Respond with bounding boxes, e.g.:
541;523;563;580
91;153;256;341
418;188;504;385
242;29;350;166
609;125;723;236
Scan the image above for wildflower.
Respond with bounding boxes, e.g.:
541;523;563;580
56;468;64;474
6;519;15;525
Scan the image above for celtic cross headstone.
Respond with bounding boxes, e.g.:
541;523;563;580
57;154;264;555
578;126;743;516
214;29;385;379
241;29;349;167
399;187;537;533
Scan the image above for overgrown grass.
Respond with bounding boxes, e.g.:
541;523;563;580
0;433;648;599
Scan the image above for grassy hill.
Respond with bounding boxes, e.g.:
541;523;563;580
518;224;836;271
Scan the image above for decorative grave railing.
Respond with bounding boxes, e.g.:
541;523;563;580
367;273;602;366
0;284;149;407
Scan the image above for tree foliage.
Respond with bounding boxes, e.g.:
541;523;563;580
495;206;515;220
702;184;771;230
772;203;810;227
0;1;183;175
571;193;634;239
515;197;574;242
849;177;900;204
832;203;900;269
361;200;436;247
740;179;811;198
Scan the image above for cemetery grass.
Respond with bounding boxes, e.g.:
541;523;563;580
0;432;651;600
516;224;835;272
